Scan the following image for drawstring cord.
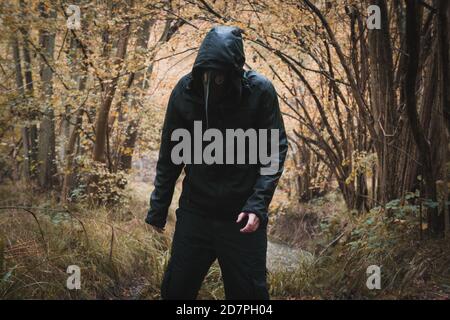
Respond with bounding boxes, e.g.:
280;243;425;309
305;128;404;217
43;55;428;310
203;71;211;129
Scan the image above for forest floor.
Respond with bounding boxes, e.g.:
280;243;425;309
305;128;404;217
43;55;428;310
0;179;309;299
1;179;450;299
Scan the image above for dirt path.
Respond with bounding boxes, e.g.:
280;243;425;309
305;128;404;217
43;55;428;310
267;239;310;272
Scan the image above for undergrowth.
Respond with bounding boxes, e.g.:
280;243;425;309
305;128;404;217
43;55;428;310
0;181;221;299
268;194;450;299
1;182;449;299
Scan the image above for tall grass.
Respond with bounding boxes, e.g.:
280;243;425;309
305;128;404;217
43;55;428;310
0;184;164;298
2;182;448;299
0;181;228;299
267;202;450;299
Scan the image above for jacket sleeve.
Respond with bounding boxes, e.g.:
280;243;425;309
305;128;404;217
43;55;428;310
241;82;288;227
145;88;184;229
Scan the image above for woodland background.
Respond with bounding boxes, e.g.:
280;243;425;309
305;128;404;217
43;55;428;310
0;0;449;299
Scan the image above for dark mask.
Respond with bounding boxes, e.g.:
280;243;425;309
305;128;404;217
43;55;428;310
202;69;229;104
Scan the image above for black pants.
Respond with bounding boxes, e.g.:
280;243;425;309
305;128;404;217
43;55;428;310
161;207;269;300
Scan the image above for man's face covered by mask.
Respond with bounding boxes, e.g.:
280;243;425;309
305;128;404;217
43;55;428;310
202;69;230;105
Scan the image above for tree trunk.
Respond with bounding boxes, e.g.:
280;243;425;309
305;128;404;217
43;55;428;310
37;2;57;190
19;0;37;178
93;22;131;163
367;0;399;205
61;108;83;203
11;36;31;181
437;0;450;135
435;0;450;237
116;19;153;171
118;119;139;171
405;0;443;236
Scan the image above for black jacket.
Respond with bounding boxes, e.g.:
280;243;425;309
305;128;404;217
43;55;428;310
145;26;288;229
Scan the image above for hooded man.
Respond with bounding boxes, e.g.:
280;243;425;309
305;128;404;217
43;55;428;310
145;25;288;300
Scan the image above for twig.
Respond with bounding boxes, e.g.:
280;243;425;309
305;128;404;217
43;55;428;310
0;207;47;256
109;225;115;263
319;231;346;256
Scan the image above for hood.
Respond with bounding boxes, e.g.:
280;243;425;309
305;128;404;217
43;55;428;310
192;25;246;80
189;26;247;128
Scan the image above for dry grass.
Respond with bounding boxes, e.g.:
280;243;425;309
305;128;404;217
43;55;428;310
268;191;346;250
2;181;448;300
0;182;166;298
0;180;228;299
268;202;450;300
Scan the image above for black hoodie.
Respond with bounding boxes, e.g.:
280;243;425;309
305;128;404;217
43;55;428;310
145;26;288;229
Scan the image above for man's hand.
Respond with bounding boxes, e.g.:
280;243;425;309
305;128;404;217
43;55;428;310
236;212;260;233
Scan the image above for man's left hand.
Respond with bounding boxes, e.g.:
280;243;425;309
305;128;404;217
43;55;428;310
236;212;260;233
